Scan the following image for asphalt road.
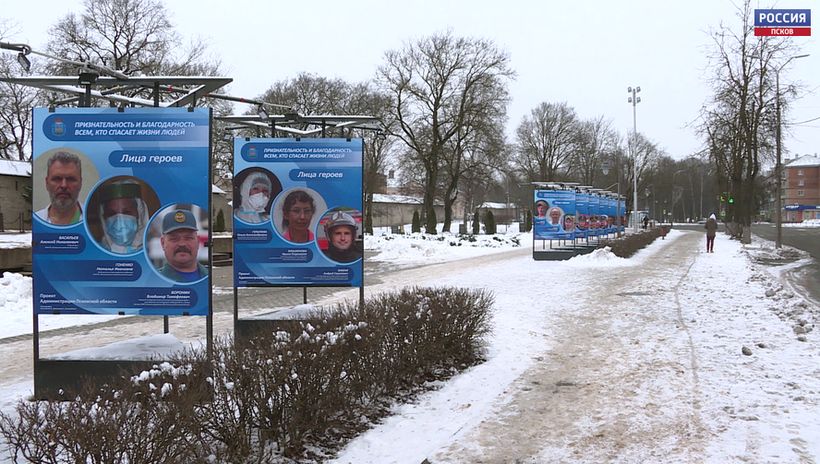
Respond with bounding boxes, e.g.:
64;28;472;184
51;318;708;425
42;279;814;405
750;223;820;260
751;223;820;306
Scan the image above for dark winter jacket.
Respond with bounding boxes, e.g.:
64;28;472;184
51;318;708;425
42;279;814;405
325;243;361;263
705;218;718;237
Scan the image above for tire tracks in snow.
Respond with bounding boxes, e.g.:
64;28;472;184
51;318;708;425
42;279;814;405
668;240;706;457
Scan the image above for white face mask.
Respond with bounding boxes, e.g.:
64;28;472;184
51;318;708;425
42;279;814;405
247;192;269;212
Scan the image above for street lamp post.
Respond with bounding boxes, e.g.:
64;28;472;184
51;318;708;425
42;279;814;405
645;188;651;224
628;86;641;232
775;54;809;249
601;160;621;237
671;169;686;223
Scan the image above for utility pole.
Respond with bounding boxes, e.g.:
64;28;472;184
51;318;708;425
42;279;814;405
628;86;641;233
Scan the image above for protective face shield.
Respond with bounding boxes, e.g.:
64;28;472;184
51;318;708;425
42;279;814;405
105;213;139;246
247;191;269;212
98;182;149;253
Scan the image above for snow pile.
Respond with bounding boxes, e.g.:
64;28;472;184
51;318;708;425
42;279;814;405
49;333;186;360
0;272;32;336
246;304;318;320
0;233;30;249
366;232;526;266
565;246;629;267
744;238;810;263
743;236;819;328
0;271;119;339
784;218;820;228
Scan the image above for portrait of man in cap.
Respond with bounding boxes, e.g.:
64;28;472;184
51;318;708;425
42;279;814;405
535;200;549;218
158;208;208;282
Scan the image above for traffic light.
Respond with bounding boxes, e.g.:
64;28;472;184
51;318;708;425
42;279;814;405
728;195;734;205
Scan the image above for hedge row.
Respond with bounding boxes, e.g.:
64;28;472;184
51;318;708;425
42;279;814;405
0;286;494;463
596;226;667;258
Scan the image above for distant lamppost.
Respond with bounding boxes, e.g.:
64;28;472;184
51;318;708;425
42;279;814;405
775;53;809;249
628;86;641;232
645;188;651;220
699;166;713;220
671;169;686;223
601;160;622;237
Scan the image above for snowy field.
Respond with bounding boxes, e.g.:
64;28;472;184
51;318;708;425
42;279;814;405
0;228;818;462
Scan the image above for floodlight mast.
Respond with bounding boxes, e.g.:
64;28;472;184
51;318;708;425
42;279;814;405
0;42;32;72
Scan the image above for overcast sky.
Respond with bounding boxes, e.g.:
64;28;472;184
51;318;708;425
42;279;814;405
2;0;818;162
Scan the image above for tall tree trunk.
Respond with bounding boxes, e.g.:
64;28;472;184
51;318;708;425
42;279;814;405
364;191;374;234
423;163;438;234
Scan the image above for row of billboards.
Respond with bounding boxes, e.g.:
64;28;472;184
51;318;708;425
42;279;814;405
32;107;362;318
533;188;625;241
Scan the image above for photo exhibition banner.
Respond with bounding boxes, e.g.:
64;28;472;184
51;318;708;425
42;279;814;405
32;107;211;316
575;191;589;240
233;138;363;287
533;189;576;241
588;193;601;236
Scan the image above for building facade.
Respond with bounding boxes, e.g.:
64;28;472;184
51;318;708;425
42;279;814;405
0;160;32;231
783;155;820;222
370;194;445;229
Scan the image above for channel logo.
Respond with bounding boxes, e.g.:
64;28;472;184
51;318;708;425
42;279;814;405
754;9;811;36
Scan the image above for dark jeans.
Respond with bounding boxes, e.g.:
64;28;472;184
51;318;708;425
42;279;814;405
706;235;715;252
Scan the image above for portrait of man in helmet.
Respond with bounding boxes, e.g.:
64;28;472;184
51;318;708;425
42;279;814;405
320;209;362;263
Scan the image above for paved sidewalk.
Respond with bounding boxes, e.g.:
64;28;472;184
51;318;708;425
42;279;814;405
334;230;820;463
431;230;820;463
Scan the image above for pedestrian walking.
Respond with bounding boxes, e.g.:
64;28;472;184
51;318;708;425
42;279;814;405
704;213;718;253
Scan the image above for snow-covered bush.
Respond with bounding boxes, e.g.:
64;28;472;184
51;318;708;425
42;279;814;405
597;226;666;258
0;286;494;462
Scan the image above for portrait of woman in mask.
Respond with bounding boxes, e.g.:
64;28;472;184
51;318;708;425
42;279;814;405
234;169;282;225
96;180;152;254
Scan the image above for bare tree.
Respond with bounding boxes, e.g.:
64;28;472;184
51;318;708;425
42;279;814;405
378;32;514;234
259;73;350;118
513;102;579;182
259;76;395;233
0;21;41;160
439;73;508;233
700;0;795;240
441;117;506;232
45;0;216;77
623;132;664;212
571;116;618;186
0;54;38;160
345;83;397;235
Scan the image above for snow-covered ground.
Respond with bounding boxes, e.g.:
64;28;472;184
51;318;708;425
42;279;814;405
0;228;818;463
333;230;820;463
0;272;119;338
0;234;29;249
366;230;527;267
784;219;820;228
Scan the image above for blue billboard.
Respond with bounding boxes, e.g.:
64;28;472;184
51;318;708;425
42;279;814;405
32;108;211;316
533;189;576;240
575;191;589;239
233;138;363;287
605;196;616;234
587;193;600;236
